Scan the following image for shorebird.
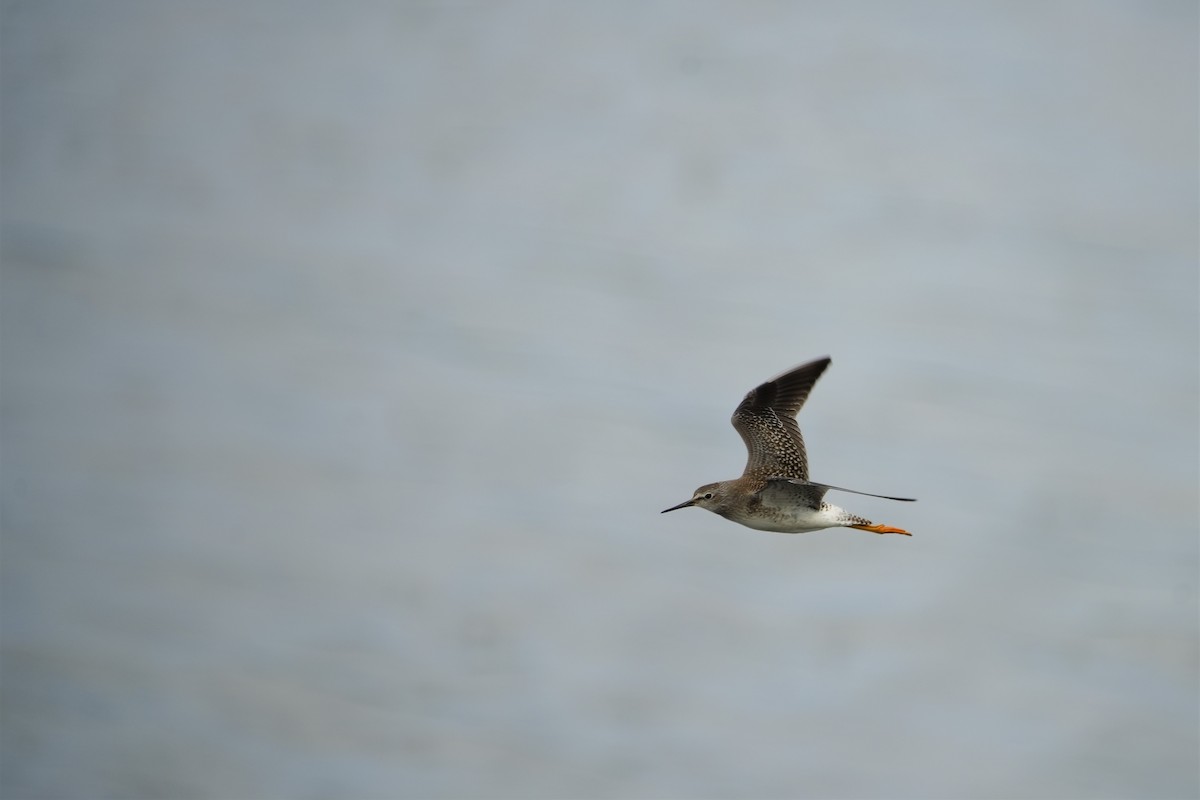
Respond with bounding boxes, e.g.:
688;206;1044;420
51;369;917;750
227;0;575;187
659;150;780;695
662;356;915;535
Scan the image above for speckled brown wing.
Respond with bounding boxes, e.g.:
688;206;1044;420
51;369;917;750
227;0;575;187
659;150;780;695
731;356;831;481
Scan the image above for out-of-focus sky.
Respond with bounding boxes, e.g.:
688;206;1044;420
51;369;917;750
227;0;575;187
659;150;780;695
2;3;1197;798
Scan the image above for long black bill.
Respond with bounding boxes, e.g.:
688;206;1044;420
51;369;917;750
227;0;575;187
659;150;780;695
661;499;695;513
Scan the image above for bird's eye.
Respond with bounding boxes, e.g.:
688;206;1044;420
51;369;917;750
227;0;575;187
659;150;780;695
703;492;713;500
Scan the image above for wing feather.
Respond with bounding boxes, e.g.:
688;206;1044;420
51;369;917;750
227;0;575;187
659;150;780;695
731;356;830;480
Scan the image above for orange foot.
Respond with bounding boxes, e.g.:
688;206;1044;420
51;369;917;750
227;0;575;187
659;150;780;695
851;523;912;536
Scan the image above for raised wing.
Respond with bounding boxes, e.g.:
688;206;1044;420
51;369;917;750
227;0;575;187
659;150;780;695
731;356;831;481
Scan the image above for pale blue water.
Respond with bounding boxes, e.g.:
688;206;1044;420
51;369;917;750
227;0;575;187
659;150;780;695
3;3;1197;798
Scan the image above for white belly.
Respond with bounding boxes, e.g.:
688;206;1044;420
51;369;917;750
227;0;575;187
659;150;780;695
725;503;843;533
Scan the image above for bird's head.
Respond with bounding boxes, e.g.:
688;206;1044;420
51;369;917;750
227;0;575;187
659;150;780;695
661;482;732;515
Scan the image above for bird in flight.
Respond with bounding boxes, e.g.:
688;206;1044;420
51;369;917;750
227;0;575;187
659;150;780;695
662;356;914;535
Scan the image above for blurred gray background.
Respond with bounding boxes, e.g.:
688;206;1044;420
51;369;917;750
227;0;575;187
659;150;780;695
2;2;1197;798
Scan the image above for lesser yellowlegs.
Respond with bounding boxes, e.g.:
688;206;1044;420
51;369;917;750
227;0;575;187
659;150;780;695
662;356;915;535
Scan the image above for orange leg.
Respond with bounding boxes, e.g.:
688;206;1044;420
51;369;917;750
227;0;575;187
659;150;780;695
850;523;912;536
